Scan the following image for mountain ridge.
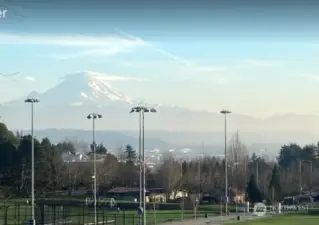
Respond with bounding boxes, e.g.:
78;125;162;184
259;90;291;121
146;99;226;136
1;71;319;136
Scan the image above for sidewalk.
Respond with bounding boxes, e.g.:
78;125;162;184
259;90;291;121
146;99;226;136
158;213;274;225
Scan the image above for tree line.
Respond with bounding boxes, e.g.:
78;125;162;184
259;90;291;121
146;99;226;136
0;122;318;203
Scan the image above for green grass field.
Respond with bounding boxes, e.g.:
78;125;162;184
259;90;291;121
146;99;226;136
0;200;216;225
237;214;319;225
3;198;318;225
63;210;211;225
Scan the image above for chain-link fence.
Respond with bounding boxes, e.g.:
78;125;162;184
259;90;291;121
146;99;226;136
0;202;211;225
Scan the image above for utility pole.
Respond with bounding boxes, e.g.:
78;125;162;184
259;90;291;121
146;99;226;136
256;159;259;186
310;161;313;193
299;160;302;192
130;106;156;225
138;110;142;225
272;187;275;205
220;109;231;215
25;97;39;225
142;109;146;225
198;143;204;201
87;113;102;225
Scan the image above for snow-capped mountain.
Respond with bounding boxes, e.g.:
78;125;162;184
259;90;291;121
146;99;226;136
3;71;319;139
56;71;134;106
3;71;135;107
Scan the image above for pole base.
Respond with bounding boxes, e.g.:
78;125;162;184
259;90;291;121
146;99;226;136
27;219;35;225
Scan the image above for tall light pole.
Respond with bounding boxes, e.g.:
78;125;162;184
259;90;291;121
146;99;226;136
228;162;240;204
256;148;268;186
299;159;314;193
25;97;39;225
220;109;231;215
130;106;156;225
87;113;102;225
256;158;259;186
130;107;142;225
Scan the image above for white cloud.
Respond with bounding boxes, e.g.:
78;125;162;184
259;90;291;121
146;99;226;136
85;71;145;82
48;48;122;59
24;76;35;81
195;66;227;72
0;32;145;59
299;74;319;80
0;33;143;47
237;59;281;68
99;75;144;82
0;72;19;77
117;30;227;76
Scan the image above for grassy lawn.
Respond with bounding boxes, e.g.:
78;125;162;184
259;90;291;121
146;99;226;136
8;199;319;225
0;201;214;225
64;210;209;225
237;214;319;225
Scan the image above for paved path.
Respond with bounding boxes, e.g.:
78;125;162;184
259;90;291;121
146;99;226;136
158;213;275;225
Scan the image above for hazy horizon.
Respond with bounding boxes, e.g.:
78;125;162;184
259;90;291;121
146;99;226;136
1;0;319;119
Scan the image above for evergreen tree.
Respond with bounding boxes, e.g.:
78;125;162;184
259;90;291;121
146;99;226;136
96;143;107;154
35;138;51;194
56;140;76;155
89;142;107;154
124;144;137;164
269;165;282;202
246;174;263;203
277;143;302;169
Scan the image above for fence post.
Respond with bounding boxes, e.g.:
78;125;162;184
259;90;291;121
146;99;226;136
132;214;135;225
17;203;20;222
97;208;99;224
122;211;126;224
82;207;85;223
38;204;45;225
4;206;8;225
53;205;57;225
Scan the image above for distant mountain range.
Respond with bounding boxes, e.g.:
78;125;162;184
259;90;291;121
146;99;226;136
18;128;281;159
1;71;319;156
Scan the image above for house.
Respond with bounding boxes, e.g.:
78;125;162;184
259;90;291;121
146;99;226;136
230;188;246;203
234;193;245;203
201;189;245;204
107;187;188;203
107;187;141;202
202;193;219;204
148;188;188;203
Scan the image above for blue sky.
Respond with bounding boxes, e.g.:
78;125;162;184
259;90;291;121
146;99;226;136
1;0;319;117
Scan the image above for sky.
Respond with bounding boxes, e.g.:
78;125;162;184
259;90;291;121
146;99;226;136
1;0;319;117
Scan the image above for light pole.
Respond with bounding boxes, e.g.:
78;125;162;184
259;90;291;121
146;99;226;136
298;159;314;193
220;109;231;214
25;97;39;225
130;106;156;225
256;148;268;186
256;158;259;186
87;113;102;225
228;162;240;204
130;107;142;225
247;158;259;186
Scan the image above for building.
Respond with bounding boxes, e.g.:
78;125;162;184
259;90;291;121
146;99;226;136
107;187;188;203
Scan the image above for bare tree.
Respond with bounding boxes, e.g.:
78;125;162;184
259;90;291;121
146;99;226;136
227;130;248;166
116;144;126;163
156;155;182;200
227;130;249;192
201;156;222;192
97;154;119;188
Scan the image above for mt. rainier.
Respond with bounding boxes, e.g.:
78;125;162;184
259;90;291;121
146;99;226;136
29;72;135;107
2;71;319;136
